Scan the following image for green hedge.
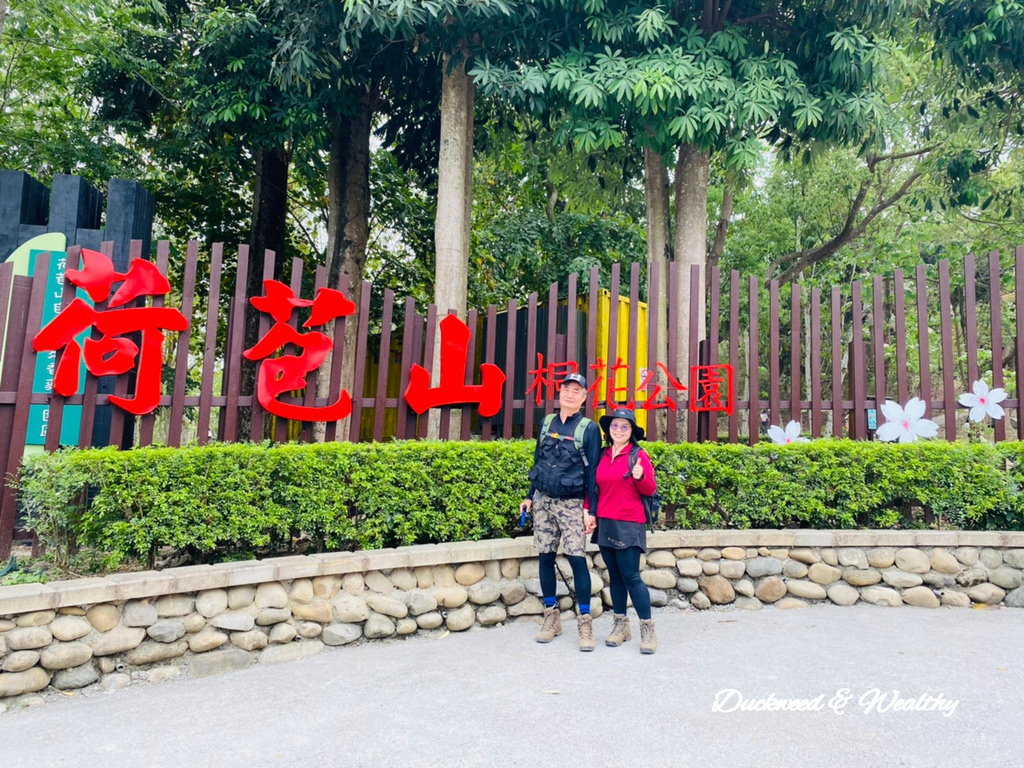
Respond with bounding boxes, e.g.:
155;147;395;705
16;440;1024;569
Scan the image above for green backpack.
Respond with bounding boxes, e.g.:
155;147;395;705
539;413;593;467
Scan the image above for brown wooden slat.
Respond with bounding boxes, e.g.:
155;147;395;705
107;241;143;449
349;281;373;442
586;267;599;420
566;273;578;367
789;281;800;427
410;314;425;438
0;266;25;555
77;242;117;448
850;281;866;439
768;279;780;427
706;266;721;441
502;299;517;439
545;281;558;417
138;243;170;447
44;247;82;452
0;257;50;557
687;264;700;443
916;264;932;419
810;288;822;438
747;276;759;445
989;251;1006;441
524;293;538;438
607;263;621;410
272;253;300;444
395;296;416;441
1016;246;1024;440
627;263;640;408
964;253;980;388
324;274;351;443
728;269;739;443
167;240;199;447
938;260;957;439
197;243;224;445
372;289;396;442
299;265;327;443
871;274;885;426
893;269;909;406
481;305;498;440
831;286;842;438
646;262;660;440
460;308;479;440
221;245;249;442
663;266;679;444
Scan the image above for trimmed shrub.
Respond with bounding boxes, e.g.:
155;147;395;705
16;439;1024;568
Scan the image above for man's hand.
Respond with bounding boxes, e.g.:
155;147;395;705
584;512;597;535
520;498;533;517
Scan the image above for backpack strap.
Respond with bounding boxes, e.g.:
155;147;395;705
573;417;592;467
539;413;556;442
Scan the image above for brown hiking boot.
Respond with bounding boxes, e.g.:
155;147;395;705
605;614;632;647
639;619;657;654
577;614;595;652
536;606;562;643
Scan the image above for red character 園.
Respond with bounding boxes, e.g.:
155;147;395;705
32;248;189;415
404;314;506;417
244;280;356;421
689;364;734;414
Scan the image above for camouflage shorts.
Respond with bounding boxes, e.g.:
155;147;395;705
532;494;586;557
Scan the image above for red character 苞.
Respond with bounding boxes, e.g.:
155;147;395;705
404;314;506;417
244;280;356;421
32;248;188;415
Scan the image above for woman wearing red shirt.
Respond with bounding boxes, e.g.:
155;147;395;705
593;407;658;654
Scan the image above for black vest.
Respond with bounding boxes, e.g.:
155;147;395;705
529;416;587;498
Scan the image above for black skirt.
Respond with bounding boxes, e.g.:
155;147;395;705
594;516;647;552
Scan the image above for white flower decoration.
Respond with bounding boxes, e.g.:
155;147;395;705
767;420;809;445
958;380;1006;422
876;397;939;443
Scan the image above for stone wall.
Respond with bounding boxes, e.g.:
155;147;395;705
2;531;1024;707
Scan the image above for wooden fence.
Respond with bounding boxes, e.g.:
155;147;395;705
2;240;1024;554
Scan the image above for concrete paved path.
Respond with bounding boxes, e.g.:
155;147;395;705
3;604;1023;767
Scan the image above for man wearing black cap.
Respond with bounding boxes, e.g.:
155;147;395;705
520;372;602;650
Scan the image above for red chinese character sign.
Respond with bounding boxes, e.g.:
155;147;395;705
404;314;506;418
244;280;356;421
690;364;734;414
32;249;189;415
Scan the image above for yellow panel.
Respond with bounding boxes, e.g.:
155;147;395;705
594;286;649;432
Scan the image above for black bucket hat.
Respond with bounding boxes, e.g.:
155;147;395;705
599;407;645;443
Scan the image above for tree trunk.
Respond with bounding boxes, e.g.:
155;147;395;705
673;143;709;438
644;146;671;439
708;183;733;286
428;48;474;439
241;144;291;440
317;87;376;442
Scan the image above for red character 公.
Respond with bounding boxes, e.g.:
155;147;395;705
638;362;688;411
404;314;506;417
525;353;579;406
689;364;734;414
244;281;356;421
32;249;189;415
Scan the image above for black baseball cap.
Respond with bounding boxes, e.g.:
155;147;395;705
561;373;587;389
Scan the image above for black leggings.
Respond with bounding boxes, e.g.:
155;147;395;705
538;552;591;608
599;545;652;621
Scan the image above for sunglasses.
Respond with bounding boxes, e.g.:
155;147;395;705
608;423;632;431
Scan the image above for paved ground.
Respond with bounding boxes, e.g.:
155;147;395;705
4;604;1023;767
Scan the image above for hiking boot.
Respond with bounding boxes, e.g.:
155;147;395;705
639;619;657;654
605;614;632;647
577;614;595;652
536;607;562;643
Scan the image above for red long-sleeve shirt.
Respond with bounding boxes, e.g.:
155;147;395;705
594;445;657;523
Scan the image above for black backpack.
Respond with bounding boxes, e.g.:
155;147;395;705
625;445;661;533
